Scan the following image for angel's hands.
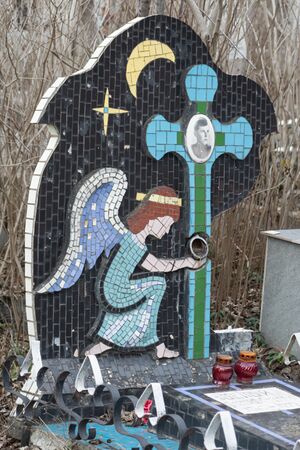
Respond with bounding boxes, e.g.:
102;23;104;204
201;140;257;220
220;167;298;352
141;254;207;273
185;256;207;271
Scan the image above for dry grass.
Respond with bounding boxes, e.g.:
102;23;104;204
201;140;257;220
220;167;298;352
0;0;299;338
172;0;300;329
0;8;298;445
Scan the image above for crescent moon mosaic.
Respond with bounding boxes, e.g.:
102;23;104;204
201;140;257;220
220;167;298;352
126;40;176;97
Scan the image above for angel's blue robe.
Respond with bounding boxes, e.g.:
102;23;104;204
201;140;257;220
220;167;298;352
97;231;166;348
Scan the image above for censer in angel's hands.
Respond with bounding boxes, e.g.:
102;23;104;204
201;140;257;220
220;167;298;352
186;232;209;260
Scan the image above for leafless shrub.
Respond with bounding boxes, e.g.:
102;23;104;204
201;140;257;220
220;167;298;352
0;0;299;334
0;0;129;331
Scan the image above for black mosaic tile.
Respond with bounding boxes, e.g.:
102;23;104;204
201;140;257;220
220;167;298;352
29;15;276;361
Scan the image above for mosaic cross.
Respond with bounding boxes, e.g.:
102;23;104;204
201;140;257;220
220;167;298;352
146;64;253;358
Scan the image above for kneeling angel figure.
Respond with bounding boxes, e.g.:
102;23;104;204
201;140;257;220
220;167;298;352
36;168;206;358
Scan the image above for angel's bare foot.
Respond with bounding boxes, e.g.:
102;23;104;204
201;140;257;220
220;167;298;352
85;342;112;356
156;343;179;359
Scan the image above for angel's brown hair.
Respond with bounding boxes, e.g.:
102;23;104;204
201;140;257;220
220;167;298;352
127;186;180;234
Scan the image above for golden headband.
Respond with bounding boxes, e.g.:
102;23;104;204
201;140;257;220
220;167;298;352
136;192;182;207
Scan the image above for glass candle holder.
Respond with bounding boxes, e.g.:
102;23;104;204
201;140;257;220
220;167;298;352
212;354;233;386
234;350;258;384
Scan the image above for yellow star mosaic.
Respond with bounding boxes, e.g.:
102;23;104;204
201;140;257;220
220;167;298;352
93;88;128;136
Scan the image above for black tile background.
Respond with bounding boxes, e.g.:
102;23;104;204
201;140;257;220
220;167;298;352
33;16;276;358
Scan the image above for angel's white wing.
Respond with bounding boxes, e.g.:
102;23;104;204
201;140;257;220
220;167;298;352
36;168;128;293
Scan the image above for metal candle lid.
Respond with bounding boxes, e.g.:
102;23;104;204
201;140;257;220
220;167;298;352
239;350;257;362
216;354;233;365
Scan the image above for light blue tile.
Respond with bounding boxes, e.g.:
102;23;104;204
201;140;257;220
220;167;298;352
146;133;156;146
234;133;244;145
226;133;234;145
157;131;167;144
245;135;253;147
166;132;177;145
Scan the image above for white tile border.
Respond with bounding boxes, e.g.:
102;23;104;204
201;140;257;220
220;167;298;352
25;17;144;341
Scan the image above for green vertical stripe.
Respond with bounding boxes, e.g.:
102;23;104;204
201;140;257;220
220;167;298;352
193;163;206;359
177;131;184;145
196;102;207;114
215;132;225;146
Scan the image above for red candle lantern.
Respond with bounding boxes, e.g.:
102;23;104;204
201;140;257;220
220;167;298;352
212;354;233;386
234;350;258;384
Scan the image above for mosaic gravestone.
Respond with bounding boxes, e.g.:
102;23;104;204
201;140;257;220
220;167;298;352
25;15;276;383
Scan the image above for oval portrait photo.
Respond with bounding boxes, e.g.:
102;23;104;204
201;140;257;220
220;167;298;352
185;114;215;163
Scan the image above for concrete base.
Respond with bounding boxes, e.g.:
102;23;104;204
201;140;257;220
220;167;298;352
261;230;300;358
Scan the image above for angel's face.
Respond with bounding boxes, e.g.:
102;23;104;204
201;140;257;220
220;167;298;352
147;216;175;239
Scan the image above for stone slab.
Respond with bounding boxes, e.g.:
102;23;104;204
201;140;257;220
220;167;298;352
262;229;300;245
170;377;300;449
40;353;214;393
14;376;300;450
205;386;300;414
213;328;252;357
260;235;300;358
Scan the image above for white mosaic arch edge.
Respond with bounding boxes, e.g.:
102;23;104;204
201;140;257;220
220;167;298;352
25;17;144;342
